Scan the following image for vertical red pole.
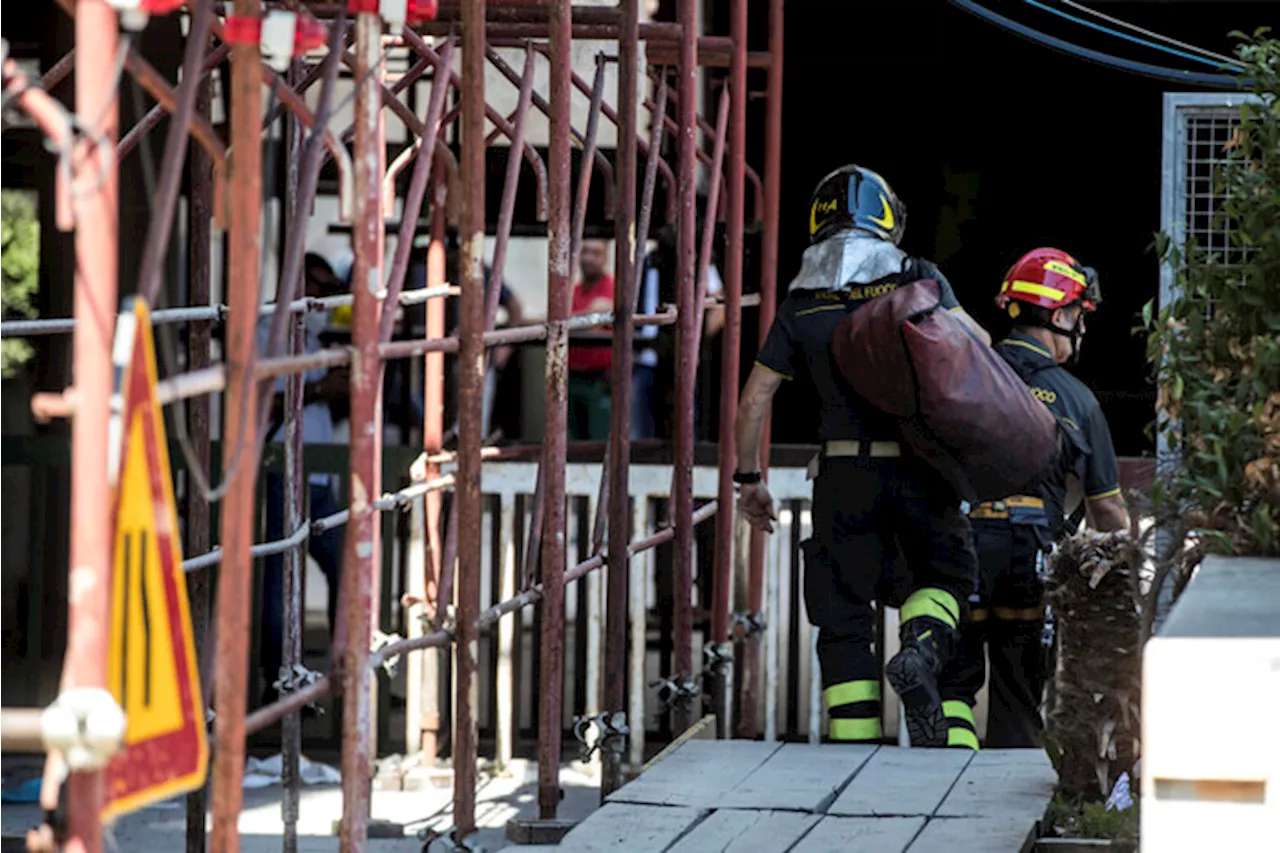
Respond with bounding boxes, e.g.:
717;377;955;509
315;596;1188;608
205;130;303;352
671;0;699;736
210;0;263;847
184;49;214;853
539;0;571;820
63;3;118;851
713;0;746;690
741;0;784;740
420;162;448;762
455;0;486;838
603;0;638;798
340;11;386;852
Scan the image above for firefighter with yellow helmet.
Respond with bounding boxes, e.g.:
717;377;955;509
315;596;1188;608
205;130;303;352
735;165;988;748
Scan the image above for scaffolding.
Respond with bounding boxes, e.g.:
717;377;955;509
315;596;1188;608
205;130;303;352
0;1;784;851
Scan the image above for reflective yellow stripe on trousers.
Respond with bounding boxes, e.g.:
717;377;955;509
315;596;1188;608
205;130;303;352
825;679;882;742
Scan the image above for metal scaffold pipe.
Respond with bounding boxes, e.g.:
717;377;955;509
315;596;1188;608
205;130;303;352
539;0;573;822
338;10;386;852
454;0;488;840
61;2;119;850
713;0;748;716
742;0;786;740
602;0;640;801
210;0;263;848
671;0;699;738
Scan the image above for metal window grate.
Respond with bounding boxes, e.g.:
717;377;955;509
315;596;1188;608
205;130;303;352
1182;111;1248;267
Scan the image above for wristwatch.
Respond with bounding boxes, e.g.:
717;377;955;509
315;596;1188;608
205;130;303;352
732;470;763;486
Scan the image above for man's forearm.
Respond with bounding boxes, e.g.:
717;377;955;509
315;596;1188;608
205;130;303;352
735;365;785;474
735;402;766;474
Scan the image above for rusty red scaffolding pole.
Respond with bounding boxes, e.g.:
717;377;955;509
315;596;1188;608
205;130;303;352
209;0;263;847
601;0;638;799
713;0;748;737
417;162;449;761
539;0;572;821
454;0;487;839
741;0;784;740
60;3;119;851
183;40;215;853
671;0;699;737
339;10;387;852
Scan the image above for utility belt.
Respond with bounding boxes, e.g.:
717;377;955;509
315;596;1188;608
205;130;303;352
806;439;901;480
968;495;1049;527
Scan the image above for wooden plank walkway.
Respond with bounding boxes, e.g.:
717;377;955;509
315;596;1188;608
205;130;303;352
546;741;1055;852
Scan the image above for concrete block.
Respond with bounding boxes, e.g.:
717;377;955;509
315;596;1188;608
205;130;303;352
1141;555;1280;853
505;818;579;845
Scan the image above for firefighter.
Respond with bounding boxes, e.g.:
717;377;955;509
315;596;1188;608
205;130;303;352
939;248;1131;749
734;165;986;747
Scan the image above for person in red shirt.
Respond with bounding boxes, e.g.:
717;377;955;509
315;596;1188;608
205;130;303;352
568;239;614;439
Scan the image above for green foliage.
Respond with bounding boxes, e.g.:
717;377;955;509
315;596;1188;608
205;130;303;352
1044;793;1138;845
2;190;40;377
1145;30;1280;558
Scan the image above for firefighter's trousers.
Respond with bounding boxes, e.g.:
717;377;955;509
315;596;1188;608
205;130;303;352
939;517;1049;748
802;447;979;743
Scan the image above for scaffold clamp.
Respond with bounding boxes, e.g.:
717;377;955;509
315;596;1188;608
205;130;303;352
41;688;126;772
419;825;485;853
703;641;735;674
273;664;326;716
370;630;406;678
729;610;766;641
650;675;701;713
571;711;629;762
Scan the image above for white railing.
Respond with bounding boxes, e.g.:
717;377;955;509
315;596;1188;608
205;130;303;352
383;460;994;763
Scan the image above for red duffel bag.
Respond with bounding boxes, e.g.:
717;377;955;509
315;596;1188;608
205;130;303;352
830;278;1059;503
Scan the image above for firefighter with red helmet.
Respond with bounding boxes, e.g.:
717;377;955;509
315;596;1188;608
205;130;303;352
939;247;1131;749
734;165;988;748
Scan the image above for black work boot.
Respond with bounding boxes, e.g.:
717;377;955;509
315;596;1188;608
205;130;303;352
886;615;954;748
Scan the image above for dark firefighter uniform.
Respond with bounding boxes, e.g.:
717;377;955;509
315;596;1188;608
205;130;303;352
754;167;980;747
940;257;1120;749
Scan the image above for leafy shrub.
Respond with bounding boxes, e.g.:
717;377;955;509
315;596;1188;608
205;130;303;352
1;190;40;378
1146;30;1280;569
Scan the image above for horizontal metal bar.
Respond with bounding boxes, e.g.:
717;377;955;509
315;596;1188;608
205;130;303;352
1;286;457;338
380;308;677;360
365;500;718;671
0;707;45;754
240;500;719;734
244;674;335;737
182;474;456;572
152;309;675;407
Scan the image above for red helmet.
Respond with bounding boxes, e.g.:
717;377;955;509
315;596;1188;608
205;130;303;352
995;248;1100;318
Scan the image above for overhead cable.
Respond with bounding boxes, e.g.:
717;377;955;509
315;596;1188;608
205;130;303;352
1024;0;1243;71
948;0;1244;89
1056;0;1242;67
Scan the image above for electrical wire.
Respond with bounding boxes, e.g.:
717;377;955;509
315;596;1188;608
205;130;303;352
1024;0;1243;71
948;0;1245;89
1056;0;1242;67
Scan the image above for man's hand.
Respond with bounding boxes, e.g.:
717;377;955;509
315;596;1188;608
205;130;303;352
739;483;778;533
